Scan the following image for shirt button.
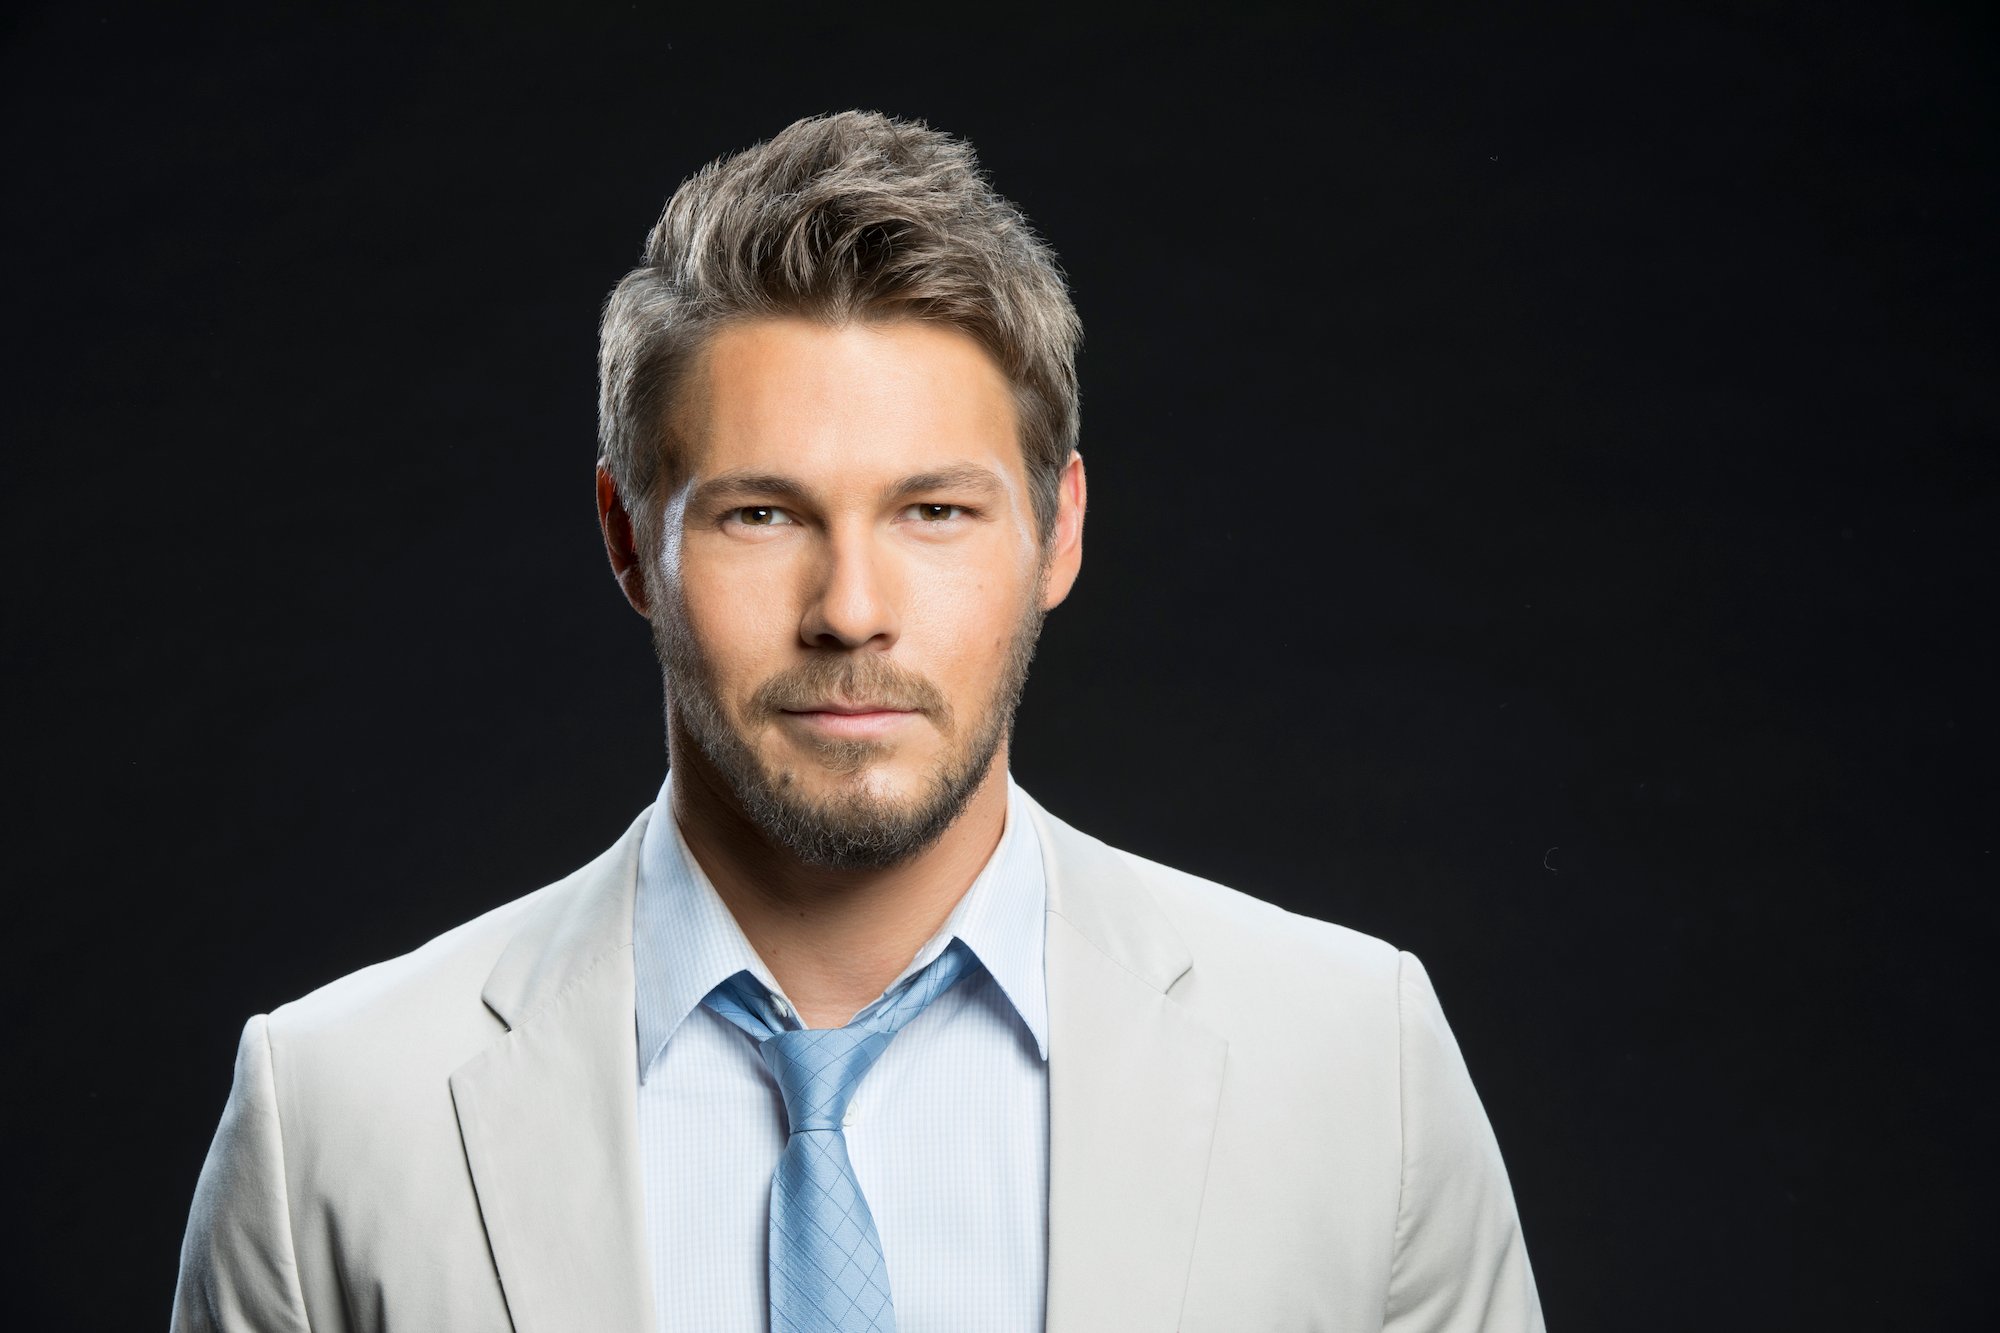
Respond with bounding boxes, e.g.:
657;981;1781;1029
842;1104;856;1127
770;994;790;1018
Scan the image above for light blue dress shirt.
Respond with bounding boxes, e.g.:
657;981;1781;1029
634;770;1050;1333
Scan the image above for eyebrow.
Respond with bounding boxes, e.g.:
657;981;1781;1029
690;472;814;510
690;463;1008;511
889;464;1007;500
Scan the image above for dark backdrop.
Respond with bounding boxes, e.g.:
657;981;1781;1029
5;1;1993;1327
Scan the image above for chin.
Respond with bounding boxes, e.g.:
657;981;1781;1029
773;749;933;806
745;758;977;871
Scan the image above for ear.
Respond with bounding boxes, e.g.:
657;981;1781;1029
1039;451;1087;611
596;461;652;617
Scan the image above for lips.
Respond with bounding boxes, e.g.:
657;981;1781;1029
782;701;917;716
776;702;922;740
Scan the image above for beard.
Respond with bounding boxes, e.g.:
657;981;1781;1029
647;579;1047;870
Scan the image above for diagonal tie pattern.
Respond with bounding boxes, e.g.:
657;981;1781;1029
703;939;977;1333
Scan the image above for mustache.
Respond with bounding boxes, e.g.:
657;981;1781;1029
748;654;953;726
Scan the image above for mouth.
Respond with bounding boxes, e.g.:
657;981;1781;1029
777;702;922;741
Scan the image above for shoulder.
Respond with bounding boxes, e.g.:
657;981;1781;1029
1026;787;1414;1069
1097;837;1501;1154
1116;843;1398;964
263;881;544;1057
258;807;649;1097
1111;841;1405;1003
252;887;547;1144
1024;790;1407;1022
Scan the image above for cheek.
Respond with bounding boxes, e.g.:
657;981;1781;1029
675;549;801;685
905;563;1033;686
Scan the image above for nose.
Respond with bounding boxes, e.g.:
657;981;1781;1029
798;526;900;651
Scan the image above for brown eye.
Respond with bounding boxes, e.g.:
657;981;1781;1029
733;507;789;527
913;503;964;522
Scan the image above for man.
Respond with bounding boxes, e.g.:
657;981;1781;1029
173;110;1544;1333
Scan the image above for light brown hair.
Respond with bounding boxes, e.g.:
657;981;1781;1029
597;110;1082;563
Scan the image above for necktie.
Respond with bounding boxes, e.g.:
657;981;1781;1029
703;939;976;1333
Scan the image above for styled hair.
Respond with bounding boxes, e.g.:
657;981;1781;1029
596;110;1082;562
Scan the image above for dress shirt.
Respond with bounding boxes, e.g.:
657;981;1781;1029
634;770;1050;1333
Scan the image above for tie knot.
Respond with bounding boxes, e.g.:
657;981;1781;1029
764;1027;893;1132
701;939;978;1135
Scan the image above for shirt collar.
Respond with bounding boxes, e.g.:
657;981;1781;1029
634;771;1049;1082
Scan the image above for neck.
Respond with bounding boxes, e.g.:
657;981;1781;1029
668;745;1011;1030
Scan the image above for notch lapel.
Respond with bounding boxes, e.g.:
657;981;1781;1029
1026;795;1229;1333
449;811;658;1333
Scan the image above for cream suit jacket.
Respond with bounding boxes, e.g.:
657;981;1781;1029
173;789;1545;1332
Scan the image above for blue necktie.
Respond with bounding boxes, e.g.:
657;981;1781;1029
703;939;976;1333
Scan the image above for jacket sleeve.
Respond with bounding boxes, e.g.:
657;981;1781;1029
1383;952;1546;1333
171;1014;313;1333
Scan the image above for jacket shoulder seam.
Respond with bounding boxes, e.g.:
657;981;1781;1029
255;1012;315;1327
1385;950;1413;1317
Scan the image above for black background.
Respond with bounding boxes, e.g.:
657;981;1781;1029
5;1;1994;1327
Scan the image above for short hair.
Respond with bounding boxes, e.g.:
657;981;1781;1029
596;110;1082;564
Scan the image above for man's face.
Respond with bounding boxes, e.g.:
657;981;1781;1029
645;317;1064;868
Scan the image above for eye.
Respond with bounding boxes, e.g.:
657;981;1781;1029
906;503;969;523
728;506;794;528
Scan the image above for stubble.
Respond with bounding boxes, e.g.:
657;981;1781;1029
647;580;1046;869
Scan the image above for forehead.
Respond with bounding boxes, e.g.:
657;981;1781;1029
678;316;1023;483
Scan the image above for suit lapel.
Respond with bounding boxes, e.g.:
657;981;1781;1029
449;811;657;1333
1026;795;1229;1333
